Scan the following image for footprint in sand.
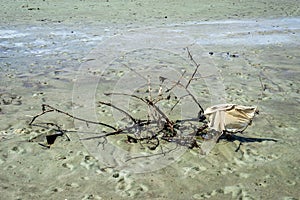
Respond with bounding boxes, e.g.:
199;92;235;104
61;162;74;171
110;170;148;198
81;194;102;200
112;171;134;197
9;145;26;154
80;155;97;170
0;93;22;106
65;182;80;188
193;184;254;199
233;144;279;168
182;166;207;178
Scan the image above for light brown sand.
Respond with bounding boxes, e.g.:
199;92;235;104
1;0;300;26
1;1;300;199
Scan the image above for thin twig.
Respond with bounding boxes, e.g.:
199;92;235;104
29;107;54;125
165;70;186;93
80;119;153;140
30;104;117;131
105;92;174;129
98;101;137;124
121;63;148;82
186;47;200;89
175;82;205;114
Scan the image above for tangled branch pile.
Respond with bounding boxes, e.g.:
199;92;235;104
29;48;258;155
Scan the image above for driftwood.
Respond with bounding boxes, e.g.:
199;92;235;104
29;48;261;155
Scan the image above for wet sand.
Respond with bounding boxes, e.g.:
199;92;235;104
1;1;300;199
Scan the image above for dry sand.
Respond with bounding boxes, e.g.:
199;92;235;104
0;1;300;199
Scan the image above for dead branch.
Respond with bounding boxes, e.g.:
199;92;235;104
28;49;218;155
165;70;186;93
186;47;200;89
105;92;175;130
30;104;117;131
98;101;137;124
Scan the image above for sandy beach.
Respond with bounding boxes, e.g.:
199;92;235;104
1;1;299;199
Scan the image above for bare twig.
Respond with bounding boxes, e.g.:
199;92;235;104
165;70;186;93
186;47;200;89
98;101;137;124
30;104;117;131
79;119;153;140
29;106;54;125
121;63;148;82
172;81;205;114
105;92;174;130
